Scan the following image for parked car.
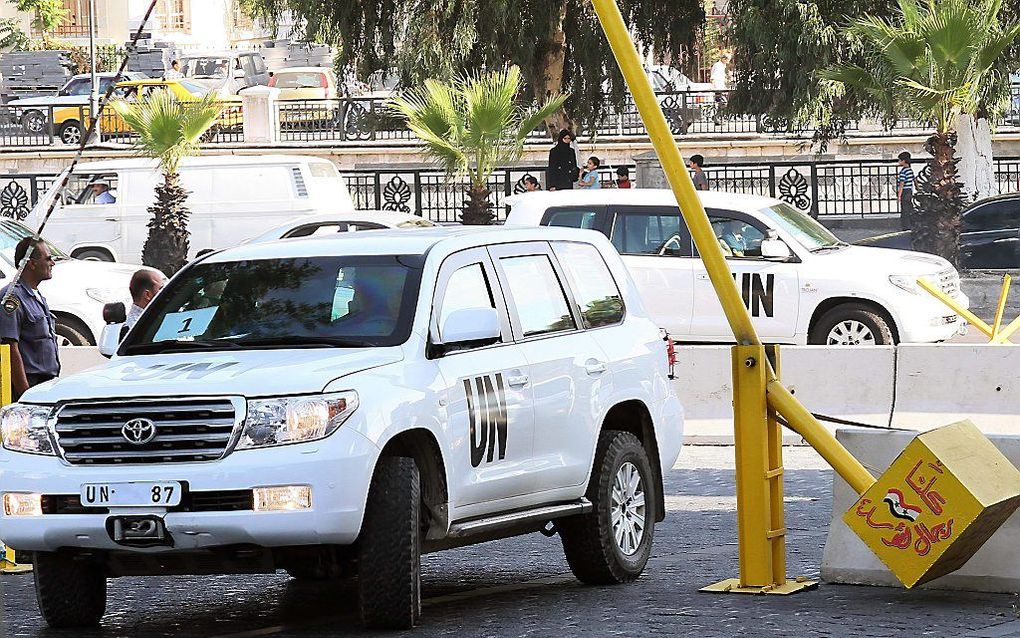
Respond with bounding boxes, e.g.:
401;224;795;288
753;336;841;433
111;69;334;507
50;79;242;145
245;210;436;244
180;51;270;95
505;189;969;345
0;218;155;345
6;72;148;134
0;226;682;630
269;67;338;100
857;193;1020;269
24;155;355;263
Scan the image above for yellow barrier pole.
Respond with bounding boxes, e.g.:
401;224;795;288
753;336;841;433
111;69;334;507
991;275;1012;340
917;277;1000;341
993;315;1020;344
0;344;28;574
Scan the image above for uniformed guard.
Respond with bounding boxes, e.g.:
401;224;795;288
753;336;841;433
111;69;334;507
0;237;59;400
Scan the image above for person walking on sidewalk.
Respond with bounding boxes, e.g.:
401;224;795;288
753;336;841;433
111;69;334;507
0;237;59;400
546;129;579;191
897;151;916;231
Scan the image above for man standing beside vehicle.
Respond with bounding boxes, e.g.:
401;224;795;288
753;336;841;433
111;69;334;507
125;269;164;329
897;151;915;230
0;237;59;400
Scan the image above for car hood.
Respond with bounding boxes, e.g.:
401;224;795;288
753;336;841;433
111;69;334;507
812;245;953;275
23;347;404;403
38;260;147;301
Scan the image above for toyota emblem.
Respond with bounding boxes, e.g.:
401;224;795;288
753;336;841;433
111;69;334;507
121;418;157;445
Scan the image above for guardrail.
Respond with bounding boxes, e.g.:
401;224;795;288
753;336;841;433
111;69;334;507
3;155;1020;223
5;86;1020;148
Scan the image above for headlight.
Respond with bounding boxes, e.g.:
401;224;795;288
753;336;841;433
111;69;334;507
86;287;128;303
889;275;921;295
237;391;359;450
0;404;55;455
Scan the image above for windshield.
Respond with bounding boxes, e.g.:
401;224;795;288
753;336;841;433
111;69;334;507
761;203;843;251
177;80;209;96
184;57;233;79
122;254;424;354
274;72;325;89
0;220;68;266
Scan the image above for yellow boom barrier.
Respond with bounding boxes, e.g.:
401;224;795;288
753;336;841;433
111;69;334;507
590;0;1020;593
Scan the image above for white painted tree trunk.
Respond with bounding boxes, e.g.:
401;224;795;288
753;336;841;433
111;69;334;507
955;113;996;201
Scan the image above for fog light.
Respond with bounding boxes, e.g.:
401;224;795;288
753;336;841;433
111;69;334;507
253;486;311;512
3;493;42;517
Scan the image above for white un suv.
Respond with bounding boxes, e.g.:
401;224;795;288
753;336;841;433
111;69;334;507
0;226;683;630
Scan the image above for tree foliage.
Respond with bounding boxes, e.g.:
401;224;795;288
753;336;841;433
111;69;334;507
8;0;67;36
391;66;566;224
241;0;705;136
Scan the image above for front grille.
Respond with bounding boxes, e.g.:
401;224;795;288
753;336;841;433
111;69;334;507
938;268;960;297
53;399;240;465
42;489;254;514
41;495;109;515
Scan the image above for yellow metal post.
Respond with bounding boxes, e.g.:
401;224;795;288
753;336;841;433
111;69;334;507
993;315;1020;344
0;344;28;574
764;345;788;585
991;275;1012;340
916;277;1003;342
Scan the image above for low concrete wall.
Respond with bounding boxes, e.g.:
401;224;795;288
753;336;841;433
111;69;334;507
821;428;1020;593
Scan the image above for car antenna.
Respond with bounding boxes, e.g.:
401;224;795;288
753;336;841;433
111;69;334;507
0;0;160;315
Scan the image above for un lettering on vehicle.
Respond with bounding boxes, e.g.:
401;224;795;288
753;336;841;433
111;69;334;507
732;272;774;318
463;374;508;468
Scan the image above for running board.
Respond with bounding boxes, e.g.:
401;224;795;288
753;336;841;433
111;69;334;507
446;499;592;539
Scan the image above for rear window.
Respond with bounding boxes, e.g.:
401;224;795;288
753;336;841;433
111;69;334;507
274;72;326;89
553;242;624;328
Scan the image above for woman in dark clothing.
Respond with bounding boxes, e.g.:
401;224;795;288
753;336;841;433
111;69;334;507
547;129;579;191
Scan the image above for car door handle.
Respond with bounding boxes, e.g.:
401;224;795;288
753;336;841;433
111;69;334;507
507;374;529;388
584;360;607;375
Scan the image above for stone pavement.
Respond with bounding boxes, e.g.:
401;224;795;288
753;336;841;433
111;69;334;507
0;446;1016;637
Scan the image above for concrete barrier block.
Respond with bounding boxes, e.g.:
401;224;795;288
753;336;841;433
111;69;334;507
783;346;894;427
892;344;1020;433
822;428;1020;592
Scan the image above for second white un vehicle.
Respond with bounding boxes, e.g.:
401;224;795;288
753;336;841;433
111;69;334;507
506;190;968;346
0;227;682;630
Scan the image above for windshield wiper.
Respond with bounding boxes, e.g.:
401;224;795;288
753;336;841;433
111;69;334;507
124;339;242;355
232;335;375;348
809;243;848;253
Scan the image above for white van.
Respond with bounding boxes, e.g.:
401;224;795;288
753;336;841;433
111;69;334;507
25;155;355;263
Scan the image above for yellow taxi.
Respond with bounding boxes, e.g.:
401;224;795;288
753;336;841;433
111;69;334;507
271;67;342;126
51;79;243;145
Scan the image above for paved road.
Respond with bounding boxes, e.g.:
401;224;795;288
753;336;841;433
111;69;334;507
1;447;1016;637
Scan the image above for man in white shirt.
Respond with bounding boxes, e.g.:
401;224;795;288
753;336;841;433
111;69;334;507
92;182;116;204
125;269;164;329
710;52;731;91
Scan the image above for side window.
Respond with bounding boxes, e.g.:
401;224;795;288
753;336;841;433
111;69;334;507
611;209;693;257
553;242;625;328
240;55;256;77
709;213;766;258
65;173;119;205
285;223;344;238
499;255;575;337
437;263;498;342
252;55;267;75
543;207;602;232
963;201;1019;232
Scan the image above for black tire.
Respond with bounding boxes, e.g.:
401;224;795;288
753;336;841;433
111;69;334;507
809;303;894;346
357;456;421;629
33;551;107;628
72;248;114;262
59;121;83;146
559;430;656;585
55;317;93;346
21;110;46;134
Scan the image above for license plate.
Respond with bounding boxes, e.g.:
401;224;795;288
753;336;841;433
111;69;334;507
80;482;182;507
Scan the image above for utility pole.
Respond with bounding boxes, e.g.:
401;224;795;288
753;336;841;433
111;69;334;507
87;0;99;143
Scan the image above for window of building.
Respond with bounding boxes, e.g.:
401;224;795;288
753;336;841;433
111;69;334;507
156;0;190;32
49;0;90;37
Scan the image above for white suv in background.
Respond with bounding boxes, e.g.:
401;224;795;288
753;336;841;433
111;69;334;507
505;190;968;346
0;226;682;630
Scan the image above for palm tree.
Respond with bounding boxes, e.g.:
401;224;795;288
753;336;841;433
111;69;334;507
390;66;567;225
112;91;221;274
822;0;1020;265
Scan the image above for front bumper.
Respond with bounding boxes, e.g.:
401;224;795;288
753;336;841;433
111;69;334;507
896;291;970;343
0;427;379;553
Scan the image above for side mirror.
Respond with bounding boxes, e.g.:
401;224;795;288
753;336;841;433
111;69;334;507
99;302;127;358
437;307;500;347
761;231;793;261
103;302;126;324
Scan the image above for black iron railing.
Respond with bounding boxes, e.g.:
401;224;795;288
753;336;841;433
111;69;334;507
2;156;1019;224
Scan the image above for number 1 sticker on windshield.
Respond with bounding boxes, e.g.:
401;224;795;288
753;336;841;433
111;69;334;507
153;306;219;342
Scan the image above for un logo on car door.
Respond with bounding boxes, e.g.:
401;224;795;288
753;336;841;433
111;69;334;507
463;374;509;468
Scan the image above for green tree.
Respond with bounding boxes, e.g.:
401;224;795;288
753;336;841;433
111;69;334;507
9;0;67;38
111;92;222;275
390;66;566;225
823;0;1020;265
0;17;30;50
241;0;705;137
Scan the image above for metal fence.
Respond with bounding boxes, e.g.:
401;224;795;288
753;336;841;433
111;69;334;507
2;156;1019;224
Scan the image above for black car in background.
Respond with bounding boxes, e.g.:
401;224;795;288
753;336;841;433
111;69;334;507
856;193;1020;269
